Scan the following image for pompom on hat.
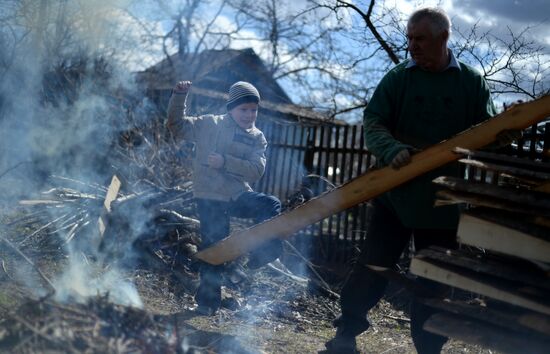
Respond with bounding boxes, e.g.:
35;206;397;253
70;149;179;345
226;81;260;111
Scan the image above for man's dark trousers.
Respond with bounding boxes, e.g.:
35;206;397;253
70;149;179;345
337;199;457;354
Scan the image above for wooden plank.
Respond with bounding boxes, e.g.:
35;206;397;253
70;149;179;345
19;200;63;205
422;298;550;337
410;251;550;315
424;312;550;354
195;95;550;265
433;176;550;209
454;147;550;173
97;175;121;238
466;207;550;240
457;211;550;263
435;189;550;220
417;247;550;291
458;158;550;181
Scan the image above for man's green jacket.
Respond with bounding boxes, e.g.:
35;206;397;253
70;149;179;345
364;58;497;229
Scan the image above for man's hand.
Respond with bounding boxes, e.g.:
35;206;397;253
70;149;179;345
208;152;225;169
390;149;411;169
174;81;192;94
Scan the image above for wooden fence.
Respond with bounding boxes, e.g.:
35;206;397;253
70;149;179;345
255;120;373;265
254;119;550;265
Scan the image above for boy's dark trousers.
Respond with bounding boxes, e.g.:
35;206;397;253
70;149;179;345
335;199;457;354
194;191;281;311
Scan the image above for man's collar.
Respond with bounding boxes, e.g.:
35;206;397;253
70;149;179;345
405;49;461;71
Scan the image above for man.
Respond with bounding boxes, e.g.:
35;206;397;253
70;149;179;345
324;7;497;354
166;80;282;315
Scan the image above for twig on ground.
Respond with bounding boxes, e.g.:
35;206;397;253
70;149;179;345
19;212;70;245
266;260;308;285
1;258;11;278
283;240;340;299
379;344;408;354
0;303;59;344
382;314;410;322
0;236;57;295
0;160;31;180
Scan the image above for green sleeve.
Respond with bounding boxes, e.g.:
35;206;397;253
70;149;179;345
363;73;412;165
478;76;497;122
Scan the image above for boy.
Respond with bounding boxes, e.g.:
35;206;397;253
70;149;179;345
167;80;282;315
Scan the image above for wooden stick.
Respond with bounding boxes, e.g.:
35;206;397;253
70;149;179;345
97;175;121;239
458;158;550;180
454;147;550;172
282;240;339;299
422;298;550;337
0;236;57;295
424;312;550;354
0;303;60;345
433;176;550;209
457;212;550;263
195;95;550;265
435;189;550;219
410;249;550;315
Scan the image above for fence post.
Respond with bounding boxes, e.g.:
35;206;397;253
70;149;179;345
304;127;315;172
543;122;550;162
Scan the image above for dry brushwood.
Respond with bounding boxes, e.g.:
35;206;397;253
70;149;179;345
0;295;177;353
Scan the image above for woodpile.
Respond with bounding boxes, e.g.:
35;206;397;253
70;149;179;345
410;147;550;354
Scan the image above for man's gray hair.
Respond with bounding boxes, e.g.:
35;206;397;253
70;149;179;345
408;7;451;36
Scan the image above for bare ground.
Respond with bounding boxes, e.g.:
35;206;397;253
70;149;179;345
0;206;493;354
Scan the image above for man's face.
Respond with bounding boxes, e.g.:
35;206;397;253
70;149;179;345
229;102;259;130
407;17;448;72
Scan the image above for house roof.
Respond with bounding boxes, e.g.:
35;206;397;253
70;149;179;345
137;48;290;104
137;48;343;125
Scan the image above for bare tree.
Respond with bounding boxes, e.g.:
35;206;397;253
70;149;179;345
453;24;549;100
303;0;549;118
124;0;246;69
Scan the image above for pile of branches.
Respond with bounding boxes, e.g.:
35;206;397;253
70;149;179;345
8;51;198;247
0;295;178;353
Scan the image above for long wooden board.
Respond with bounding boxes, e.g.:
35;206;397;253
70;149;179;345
422;298;550;337
433;176;550;209
195;95;550;265
410;251;550;315
424;312;550;354
98;175;121;238
416;247;550;291
435;189;550;219
454;147;550;173
457;212;550;263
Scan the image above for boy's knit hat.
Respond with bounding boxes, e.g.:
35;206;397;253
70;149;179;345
226;81;260;111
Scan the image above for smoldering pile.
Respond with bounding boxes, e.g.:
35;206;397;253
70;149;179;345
1;53;204;285
0;294;176;353
0;292;273;354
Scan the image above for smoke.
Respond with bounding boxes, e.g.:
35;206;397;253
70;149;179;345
53;250;143;308
0;0;157;308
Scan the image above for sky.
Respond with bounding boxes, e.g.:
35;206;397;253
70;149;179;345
441;0;550;46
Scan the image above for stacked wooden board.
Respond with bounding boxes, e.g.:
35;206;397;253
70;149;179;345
410;148;550;353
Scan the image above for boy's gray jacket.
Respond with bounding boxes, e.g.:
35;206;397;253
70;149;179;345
167;92;267;201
